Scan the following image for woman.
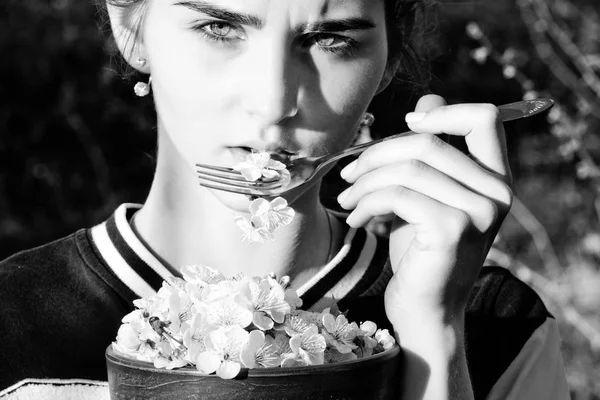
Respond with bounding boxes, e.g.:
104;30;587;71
0;0;569;399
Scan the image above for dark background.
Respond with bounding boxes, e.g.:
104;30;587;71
1;0;599;397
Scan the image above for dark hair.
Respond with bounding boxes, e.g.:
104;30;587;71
96;0;433;91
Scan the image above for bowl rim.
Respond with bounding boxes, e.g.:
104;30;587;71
106;344;401;377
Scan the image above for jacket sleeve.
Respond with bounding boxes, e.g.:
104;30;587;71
485;317;570;400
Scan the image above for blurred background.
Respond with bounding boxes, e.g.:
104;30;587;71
1;0;599;397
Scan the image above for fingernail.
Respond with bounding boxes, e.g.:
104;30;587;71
346;211;357;227
340;160;357;180
405;112;426;124
337;187;351;205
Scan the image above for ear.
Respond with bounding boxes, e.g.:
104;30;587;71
106;3;149;73
375;59;401;95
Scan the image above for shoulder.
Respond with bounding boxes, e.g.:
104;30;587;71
0;230;131;389
0;231;87;309
1;231;80;278
468;265;550;319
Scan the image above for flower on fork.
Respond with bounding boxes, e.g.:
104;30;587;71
233;151;288;182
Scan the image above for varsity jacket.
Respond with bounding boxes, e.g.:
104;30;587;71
0;204;569;399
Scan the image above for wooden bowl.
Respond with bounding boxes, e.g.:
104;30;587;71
106;345;402;399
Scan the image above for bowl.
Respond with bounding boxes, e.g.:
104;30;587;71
106;344;402;399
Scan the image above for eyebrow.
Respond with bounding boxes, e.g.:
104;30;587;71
174;1;376;33
175;1;264;29
297;19;376;34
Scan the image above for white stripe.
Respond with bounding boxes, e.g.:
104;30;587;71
0;378;108;397
296;228;357;297
309;229;377;312
90;223;156;299
114;203;174;281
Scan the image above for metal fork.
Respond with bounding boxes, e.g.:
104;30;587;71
196;99;554;199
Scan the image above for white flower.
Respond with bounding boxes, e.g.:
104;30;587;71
240;330;281;368
180;265;226;286
250;197;295;232
234;216;274;244
233;151;288;182
289;324;326;366
235;277;291;331
234;197;295;244
203;299;253;330
183;314;210;363
196;327;249;379
321;313;358;354
374;329;396;352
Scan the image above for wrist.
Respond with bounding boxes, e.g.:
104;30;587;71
393;314;472;400
394;310;465;358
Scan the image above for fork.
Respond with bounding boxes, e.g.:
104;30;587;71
196;99;554;199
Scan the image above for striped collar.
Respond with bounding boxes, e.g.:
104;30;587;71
89;203;387;311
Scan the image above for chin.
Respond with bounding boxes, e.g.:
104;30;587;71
207;187;253;214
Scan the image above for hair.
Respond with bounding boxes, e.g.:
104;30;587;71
96;0;433;91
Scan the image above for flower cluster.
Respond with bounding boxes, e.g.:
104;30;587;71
112;266;396;379
233;152;295;244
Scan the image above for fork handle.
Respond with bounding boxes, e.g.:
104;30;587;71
322;98;554;164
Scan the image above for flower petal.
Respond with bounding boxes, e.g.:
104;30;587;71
196;350;222;374
249;198;271;216
240;168;262;182
253;312;275;331
240;330;265;368
261;169;280;180
217;360;242;379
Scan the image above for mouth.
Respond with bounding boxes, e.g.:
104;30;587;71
227;146;300;165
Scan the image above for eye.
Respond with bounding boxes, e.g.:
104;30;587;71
315;35;337;47
191;21;245;43
205;22;233;38
306;33;358;56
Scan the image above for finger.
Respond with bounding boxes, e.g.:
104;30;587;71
340;133;513;208
405;103;511;180
337;161;499;233
414;94;448;113
345;186;470;249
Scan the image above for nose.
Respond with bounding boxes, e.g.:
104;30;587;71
241;38;300;127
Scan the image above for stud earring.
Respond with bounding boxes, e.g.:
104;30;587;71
353;112;375;145
360;112;375;128
134;76;152;97
136;57;147;67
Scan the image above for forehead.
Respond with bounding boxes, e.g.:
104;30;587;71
178;0;380;22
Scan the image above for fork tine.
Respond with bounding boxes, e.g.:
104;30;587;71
195;163;247;181
196;171;284;189
194;163;237;174
197;180;256;196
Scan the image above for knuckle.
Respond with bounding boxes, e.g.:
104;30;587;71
478;103;501;125
391;185;408;200
495;181;514;210
479;199;499;231
444;209;471;238
403;159;428;176
416;133;445;157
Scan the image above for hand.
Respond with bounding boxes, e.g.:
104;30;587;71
337;94;513;325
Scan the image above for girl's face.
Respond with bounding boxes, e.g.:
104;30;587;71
141;0;390;207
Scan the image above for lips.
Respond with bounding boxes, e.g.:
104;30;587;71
227;145;299;165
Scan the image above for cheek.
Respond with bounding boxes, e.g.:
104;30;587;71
143;13;236;154
310;54;388;151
